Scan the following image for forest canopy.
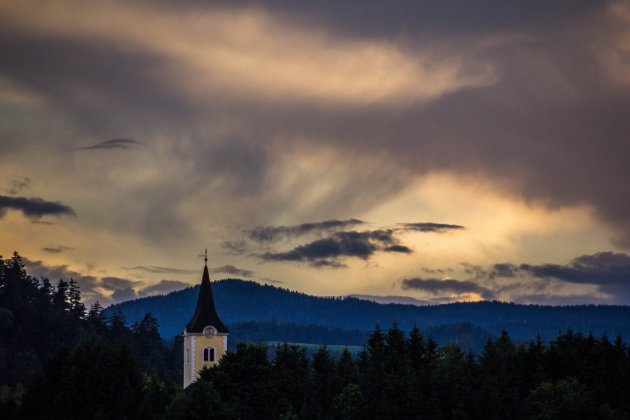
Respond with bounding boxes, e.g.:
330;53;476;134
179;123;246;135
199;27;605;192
1;252;630;419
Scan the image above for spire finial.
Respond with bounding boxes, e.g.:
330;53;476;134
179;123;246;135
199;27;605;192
204;248;208;266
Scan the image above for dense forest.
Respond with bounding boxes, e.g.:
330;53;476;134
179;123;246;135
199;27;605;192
229;320;493;356
110;279;630;342
3;252;630;419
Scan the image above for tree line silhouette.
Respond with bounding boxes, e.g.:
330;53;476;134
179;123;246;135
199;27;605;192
2;252;630;419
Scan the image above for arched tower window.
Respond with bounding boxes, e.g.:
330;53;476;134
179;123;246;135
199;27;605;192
203;347;215;363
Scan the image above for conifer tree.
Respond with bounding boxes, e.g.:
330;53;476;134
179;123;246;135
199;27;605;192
310;346;337;420
87;301;104;324
273;343;309;416
336;348;357;387
360;325;387;419
53;279;70;314
405;325;426;417
68;279;85;320
383;323;407;417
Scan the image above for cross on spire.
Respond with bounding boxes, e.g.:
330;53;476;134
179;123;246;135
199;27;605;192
204;248;208;266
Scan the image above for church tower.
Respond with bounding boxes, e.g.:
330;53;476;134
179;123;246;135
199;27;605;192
183;252;229;388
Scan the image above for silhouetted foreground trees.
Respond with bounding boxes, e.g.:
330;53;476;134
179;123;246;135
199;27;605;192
0;252;179;418
2;252;630;419
165;327;627;420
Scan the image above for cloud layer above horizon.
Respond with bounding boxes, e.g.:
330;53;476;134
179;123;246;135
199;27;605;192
1;0;630;304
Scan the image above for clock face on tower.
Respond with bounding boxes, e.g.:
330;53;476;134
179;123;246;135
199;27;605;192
203;325;217;337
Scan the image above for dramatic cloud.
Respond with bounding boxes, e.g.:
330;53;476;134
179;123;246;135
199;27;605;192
490;263;519;278
519;252;630;300
0;195;76;219
2;0;630;304
248;218;364;242
260;229;411;267
401;277;496;300
401;223;465;233
450;252;630;303
208;264;254;278
77;138;142;150
383;245;413;254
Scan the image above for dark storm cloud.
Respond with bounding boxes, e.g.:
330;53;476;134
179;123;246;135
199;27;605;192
42;245;73;254
260;229;411;266
77;138;142;150
469;252;630;303
138;279;191;297
209;264;254;278
398;251;630;303
0;195;76;219
401;277;496;300
223;0;630;248
490;263;519;278
123;266;196;275
519;252;630;286
2;0;630;250
401;223;465;233
247;218;364;242
383;245;413;253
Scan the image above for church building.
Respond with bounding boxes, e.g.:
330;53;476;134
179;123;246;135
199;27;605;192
183;253;229;388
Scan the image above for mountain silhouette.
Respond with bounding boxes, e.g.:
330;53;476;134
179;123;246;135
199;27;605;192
107;279;630;346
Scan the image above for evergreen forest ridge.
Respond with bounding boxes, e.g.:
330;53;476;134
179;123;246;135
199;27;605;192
108;278;630;348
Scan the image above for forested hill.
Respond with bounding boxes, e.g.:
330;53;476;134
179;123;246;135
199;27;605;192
108;279;630;342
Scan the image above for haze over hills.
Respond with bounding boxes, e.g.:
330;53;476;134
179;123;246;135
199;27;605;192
107;279;630;348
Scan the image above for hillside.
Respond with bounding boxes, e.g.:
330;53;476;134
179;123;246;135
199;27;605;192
107;279;630;345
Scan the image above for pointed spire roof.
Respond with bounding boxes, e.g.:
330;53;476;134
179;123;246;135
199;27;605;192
185;254;229;334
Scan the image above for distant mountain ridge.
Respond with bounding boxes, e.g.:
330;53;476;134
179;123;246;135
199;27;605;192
107;279;630;344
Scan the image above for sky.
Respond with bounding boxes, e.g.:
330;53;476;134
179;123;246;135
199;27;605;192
1;0;630;306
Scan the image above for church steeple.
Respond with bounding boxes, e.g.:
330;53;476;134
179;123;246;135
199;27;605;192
185;252;229;334
183;251;230;388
